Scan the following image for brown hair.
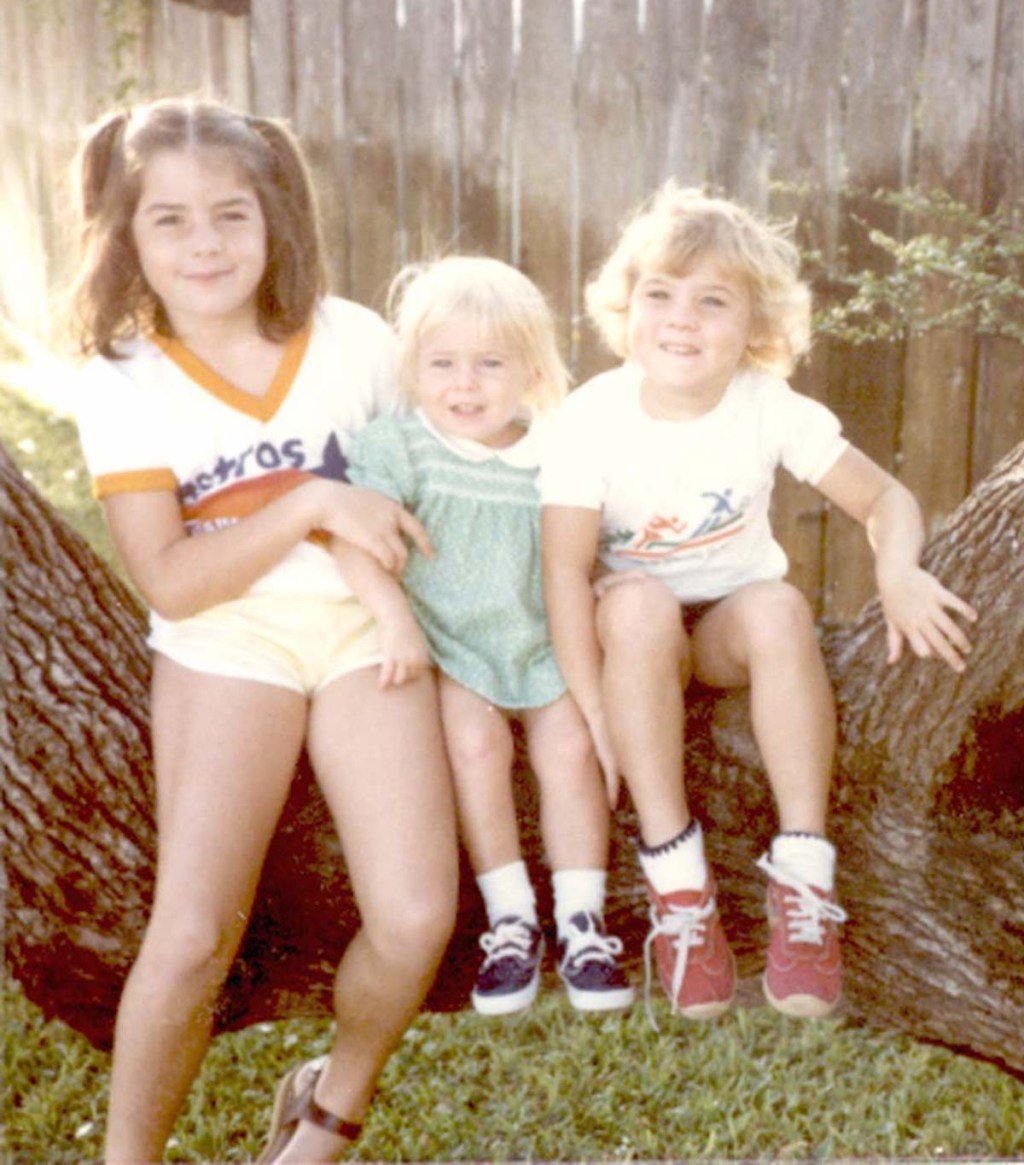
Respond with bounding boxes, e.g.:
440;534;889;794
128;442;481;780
69;96;326;357
585;184;812;377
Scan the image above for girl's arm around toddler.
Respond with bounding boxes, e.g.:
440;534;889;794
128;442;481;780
103;477;430;622
330;540;431;689
815;446;977;673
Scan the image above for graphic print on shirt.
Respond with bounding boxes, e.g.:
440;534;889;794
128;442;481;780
180;431;350;534
603;489;748;562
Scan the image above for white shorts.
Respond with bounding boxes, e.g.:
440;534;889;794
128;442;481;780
147;593;384;695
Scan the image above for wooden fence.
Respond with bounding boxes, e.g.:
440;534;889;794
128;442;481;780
1;0;1021;622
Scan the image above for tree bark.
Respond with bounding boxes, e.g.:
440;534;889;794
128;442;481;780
2;440;1022;1077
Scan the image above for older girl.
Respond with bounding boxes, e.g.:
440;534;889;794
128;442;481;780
70;96;458;1164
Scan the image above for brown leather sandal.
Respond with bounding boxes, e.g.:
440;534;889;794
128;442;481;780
257;1057;362;1163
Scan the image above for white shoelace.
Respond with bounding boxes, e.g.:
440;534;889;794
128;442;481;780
756;854;847;943
559;920;624;973
477;917;537;970
642;895;716;1030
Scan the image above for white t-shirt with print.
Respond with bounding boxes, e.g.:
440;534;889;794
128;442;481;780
538;363;848;602
74;295;399;611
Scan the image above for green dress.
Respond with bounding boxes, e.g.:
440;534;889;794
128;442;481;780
346;410;566;709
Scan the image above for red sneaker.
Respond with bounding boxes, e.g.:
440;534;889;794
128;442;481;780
758;854;847;1017
643;875;736;1023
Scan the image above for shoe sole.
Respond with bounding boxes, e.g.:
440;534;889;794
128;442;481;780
562;982;636;1012
471;970;541;1016
763;975;839;1018
676;996;734;1020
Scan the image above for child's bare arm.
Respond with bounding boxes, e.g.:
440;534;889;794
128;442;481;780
816;447;977;672
102;477;430;621
541;504;619;805
330;539;431;689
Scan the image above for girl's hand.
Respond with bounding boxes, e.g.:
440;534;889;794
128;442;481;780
377;613;432;689
877;565;977;673
315;481;432;575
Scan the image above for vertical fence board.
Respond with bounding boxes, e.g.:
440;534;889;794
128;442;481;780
639;0;706;191
973;0;1024;482
576;0;643;382
765;0;845;615
822;0;923;621
343;1;401;313
398;0;457;261
703;0;773;209
0;0;46;337
221;13;253;111
828;0;922;610
249;0;293;116
290;2;347;295
516;0;576;367
901;0;1000;534
457;0;514;259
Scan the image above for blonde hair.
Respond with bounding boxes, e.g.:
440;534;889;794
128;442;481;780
585;184;812;376
388;256;569;412
69;96;326;358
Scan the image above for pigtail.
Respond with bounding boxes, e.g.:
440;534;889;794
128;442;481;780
246;115;326;338
68;109;152;358
75;110;128;223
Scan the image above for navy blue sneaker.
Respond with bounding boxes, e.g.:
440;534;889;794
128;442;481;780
471;916;544;1015
557;912;635;1012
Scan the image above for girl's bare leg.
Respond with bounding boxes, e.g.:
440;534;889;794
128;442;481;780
692;581;835;833
439;677;520;873
596;577;691;846
271;668;458;1163
521;694;608;870
104;658;307;1165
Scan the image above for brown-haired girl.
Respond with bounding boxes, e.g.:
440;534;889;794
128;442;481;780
70;95;458;1164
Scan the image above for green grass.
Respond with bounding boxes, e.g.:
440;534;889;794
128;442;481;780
4;977;1023;1163
3;371;1024;1162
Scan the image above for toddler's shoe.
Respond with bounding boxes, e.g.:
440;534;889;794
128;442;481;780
470;915;544;1015
557;911;635;1012
757;854;847;1017
643;874;736;1022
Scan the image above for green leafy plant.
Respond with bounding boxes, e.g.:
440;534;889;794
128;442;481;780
808;189;1024;346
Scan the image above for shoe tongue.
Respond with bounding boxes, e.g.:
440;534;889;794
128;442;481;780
568;911;594;932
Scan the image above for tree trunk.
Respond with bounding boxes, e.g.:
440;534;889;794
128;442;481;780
3;440;1022;1077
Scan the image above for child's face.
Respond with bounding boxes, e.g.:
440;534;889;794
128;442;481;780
131;147;267;338
627;259;753;411
414;316;538;448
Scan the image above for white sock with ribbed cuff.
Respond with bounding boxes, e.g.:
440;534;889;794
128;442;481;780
552;868;607;940
638;819;708;894
769;832;836;892
477;860;538;928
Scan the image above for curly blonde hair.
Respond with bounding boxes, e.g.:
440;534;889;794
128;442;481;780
388;256;569;412
585;184;811;377
69;96;326;358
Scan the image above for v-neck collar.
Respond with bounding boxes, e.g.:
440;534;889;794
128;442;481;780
154;323;312;422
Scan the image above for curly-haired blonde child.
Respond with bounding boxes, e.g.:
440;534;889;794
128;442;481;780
540;185;976;1022
334;256;634;1016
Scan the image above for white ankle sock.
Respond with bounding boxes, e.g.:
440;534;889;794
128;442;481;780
551;868;607;939
770;833;836;892
477;860;538;928
638;820;708;894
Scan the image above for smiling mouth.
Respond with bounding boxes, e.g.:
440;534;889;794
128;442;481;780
660;342;699;356
450;403;484;416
